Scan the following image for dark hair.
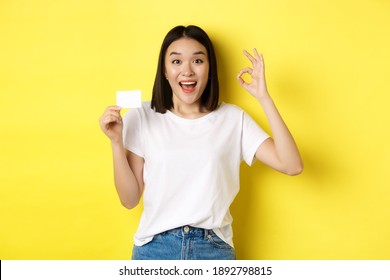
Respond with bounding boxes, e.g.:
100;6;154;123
151;25;219;113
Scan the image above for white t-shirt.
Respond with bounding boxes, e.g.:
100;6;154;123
122;101;269;247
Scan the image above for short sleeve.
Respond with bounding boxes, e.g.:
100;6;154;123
241;111;270;166
122;108;144;158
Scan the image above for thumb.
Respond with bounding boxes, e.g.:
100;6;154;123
237;73;251;91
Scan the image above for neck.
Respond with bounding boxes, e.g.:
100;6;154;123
171;102;208;119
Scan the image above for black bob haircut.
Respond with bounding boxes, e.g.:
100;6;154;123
151;25;219;113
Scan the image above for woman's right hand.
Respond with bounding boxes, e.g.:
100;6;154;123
99;106;123;143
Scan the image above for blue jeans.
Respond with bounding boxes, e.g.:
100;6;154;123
132;226;236;260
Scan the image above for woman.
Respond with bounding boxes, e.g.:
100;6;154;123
99;25;303;260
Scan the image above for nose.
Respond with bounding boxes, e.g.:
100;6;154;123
181;62;194;77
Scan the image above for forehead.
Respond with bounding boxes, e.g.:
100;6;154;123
166;38;207;55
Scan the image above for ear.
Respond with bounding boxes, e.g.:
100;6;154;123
163;67;167;78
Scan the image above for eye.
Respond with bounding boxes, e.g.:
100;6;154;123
193;59;203;64
171;59;181;64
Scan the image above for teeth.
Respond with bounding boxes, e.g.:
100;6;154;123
180;81;196;85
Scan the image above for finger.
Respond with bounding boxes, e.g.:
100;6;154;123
237;68;253;85
237;75;250;91
237;69;253;88
253;48;262;60
104;106;122;114
237;67;253;77
101;111;122;124
243;49;256;64
101;107;122;122
101;109;121;121
112;105;122;111
255;51;265;67
102;116;122;127
107;111;123;121
237;74;245;85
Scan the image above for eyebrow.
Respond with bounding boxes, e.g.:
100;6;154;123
169;51;207;56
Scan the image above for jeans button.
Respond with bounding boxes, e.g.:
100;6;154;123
183;226;190;233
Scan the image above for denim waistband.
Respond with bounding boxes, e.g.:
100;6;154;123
164;226;212;239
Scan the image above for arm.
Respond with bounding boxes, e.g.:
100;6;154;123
237;49;303;175
99;106;144;208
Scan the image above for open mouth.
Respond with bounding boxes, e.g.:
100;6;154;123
179;81;197;90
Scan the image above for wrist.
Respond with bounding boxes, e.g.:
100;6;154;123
256;94;273;106
111;138;124;150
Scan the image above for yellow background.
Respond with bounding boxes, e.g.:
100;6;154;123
1;0;389;259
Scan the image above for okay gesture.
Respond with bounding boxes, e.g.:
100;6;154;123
237;48;270;101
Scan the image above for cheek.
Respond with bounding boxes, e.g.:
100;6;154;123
202;64;210;79
166;67;179;79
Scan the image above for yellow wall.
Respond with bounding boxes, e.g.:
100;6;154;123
1;0;389;259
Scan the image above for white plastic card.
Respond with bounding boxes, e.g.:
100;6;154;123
116;90;141;108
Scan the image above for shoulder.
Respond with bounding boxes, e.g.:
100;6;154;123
216;102;246;116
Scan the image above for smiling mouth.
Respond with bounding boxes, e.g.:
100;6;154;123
179;81;197;90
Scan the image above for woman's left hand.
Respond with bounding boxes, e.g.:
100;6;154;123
237;48;269;100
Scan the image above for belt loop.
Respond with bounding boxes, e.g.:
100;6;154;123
204;229;210;239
